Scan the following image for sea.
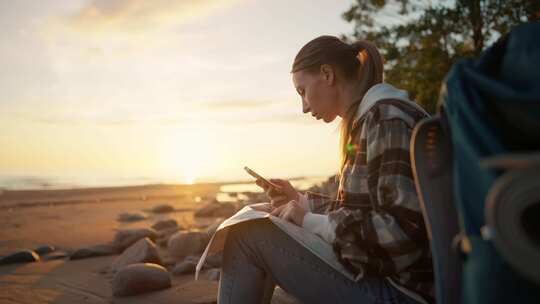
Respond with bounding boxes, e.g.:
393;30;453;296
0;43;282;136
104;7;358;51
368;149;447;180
0;174;330;199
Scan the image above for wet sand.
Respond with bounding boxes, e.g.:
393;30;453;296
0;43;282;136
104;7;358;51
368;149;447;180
0;183;297;304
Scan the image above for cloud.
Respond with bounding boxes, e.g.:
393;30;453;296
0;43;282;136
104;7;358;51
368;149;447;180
5;97;312;127
59;0;242;35
203;100;287;109
243;113;317;124
15;111;316;126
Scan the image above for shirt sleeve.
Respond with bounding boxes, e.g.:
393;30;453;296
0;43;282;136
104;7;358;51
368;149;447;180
301;212;336;242
329;116;428;278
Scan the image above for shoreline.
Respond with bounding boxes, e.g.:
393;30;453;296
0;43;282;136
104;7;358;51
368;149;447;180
0;176;323;209
0;183;229;209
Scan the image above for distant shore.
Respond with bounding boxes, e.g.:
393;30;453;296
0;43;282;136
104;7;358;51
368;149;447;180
0;182;233;209
0;176;324;209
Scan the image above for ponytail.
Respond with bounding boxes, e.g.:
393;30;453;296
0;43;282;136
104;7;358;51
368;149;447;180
338;41;384;174
291;36;384;175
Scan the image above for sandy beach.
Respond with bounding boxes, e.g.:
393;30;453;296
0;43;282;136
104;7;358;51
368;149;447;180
0;183;299;304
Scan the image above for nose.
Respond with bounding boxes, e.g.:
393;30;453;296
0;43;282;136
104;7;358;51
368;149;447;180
302;99;310;114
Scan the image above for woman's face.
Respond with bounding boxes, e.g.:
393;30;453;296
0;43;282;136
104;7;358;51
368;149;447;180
292;68;339;123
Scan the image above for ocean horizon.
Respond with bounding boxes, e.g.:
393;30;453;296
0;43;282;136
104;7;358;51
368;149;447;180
0;174;330;192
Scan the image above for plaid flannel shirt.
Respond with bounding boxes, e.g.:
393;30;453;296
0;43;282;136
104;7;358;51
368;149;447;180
305;99;434;303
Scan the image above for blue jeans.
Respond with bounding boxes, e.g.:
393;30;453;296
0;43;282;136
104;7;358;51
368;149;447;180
218;220;422;304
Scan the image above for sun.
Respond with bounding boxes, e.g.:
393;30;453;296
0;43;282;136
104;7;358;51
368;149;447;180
183;170;196;185
159;127;216;185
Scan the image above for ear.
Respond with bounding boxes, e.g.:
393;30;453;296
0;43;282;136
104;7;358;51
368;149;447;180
319;64;335;86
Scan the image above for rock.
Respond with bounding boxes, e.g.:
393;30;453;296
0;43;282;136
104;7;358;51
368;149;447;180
151;219;178;231
0;250;40;265
112;263;171;297
171;252;221;276
112;238;162;272
157;226;181;239
171;255;200;275
113;228;157;252
204;268;220;281
151;204;174;213
117;212;147;222
70;244;116;260
167;231;209;259
43;251;69;261
194;201;236;218
34;245;55;256
156;226;181;248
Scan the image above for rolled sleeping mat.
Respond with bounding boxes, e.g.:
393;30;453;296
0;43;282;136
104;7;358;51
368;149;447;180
485;168;540;284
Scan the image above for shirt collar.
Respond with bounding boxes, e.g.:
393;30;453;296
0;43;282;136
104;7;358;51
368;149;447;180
351;83;428;129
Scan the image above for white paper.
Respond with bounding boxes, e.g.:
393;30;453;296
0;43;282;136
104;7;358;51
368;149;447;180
195;205;355;281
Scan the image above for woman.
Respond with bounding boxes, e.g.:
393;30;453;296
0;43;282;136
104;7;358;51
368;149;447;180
218;36;434;304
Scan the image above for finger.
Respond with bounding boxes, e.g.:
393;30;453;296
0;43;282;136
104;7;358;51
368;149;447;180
278;206;290;221
271;179;292;187
264;179;282;189
269;178;284;184
276;202;289;217
270;205;285;216
270;198;288;208
270;194;287;202
270;197;287;206
255;179;269;191
285;210;296;224
268;187;283;197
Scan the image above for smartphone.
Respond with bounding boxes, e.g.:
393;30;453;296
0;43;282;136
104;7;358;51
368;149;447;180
244;166;280;189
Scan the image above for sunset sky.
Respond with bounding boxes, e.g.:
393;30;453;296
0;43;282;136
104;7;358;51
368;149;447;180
0;0;355;187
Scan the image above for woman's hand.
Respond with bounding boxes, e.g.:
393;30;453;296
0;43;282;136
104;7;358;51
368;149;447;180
255;178;300;208
270;200;306;227
249;202;274;213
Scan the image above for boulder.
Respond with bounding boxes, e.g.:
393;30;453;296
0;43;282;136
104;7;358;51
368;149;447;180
157;226;181;239
151;204;174;213
112;263;171;297
113;228;157;252
171;252;221;276
34;245;55;256
70;244;116;260
156;226;181;248
112;238;162;272
167;231;209;259
194;201;236;218
117;212;147;222
151;219;178;231
43;251;69;261
0;250;40;265
171;255;200;275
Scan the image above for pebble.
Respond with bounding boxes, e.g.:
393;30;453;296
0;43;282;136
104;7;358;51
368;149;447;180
112;263;171;297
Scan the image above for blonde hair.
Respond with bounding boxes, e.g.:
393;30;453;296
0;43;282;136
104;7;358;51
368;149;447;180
291;37;384;174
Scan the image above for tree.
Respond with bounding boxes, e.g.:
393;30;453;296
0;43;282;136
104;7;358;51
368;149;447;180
342;0;539;113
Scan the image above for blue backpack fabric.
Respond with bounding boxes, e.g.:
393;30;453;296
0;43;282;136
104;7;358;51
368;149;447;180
442;22;540;304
